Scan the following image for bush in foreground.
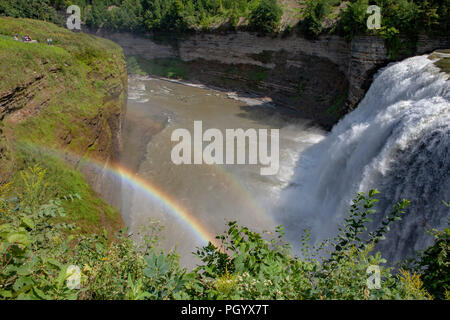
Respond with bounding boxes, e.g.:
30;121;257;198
0;166;447;300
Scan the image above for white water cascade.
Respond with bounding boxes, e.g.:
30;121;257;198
277;55;449;263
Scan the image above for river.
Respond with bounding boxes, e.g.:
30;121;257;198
120;76;325;267
118;55;449;268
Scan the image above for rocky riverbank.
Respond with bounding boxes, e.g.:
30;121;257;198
93;30;449;128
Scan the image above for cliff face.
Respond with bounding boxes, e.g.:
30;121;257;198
98;31;449;128
0;17;127;233
347;35;450;109
101;31;350;127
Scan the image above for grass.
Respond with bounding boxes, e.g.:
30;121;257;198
11;144;123;234
431;49;450;74
0;17;126;234
127;55;190;79
436;59;450;74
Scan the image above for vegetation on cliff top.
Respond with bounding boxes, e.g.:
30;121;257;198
0;17;126;234
1;1;447;60
1;0;447;38
430;49;450;74
0;16;448;301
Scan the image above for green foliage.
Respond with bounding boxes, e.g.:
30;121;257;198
248;0;283;33
336;0;448;58
1;0;447;40
298;0;336;37
328;189;410;263
0;0;285;33
1;0;448;41
410;216;449;299
0;0;63;25
126;55;190;79
18;165;49;213
0;166;186;300
338;0;370;40
71;230;187;300
189;190;433;300
126;56;146;75
0;17;125;233
0;168;77;299
0;167;444;300
102;0;144;32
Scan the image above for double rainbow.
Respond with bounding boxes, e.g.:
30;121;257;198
25;142;274;250
26;143;221;248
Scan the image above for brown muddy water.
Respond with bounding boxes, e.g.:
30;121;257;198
119;76;325;267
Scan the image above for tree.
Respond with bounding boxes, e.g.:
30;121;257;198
249;0;282;33
299;0;333;37
161;0;187;31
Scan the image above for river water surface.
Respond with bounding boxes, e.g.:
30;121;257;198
119;55;449;267
120;76;326;267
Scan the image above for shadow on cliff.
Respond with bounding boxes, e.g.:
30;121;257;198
235;102;325;130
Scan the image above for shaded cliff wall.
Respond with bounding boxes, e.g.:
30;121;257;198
98;31;449;127
347;35;450;109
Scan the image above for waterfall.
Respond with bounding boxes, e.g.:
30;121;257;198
277;55;449;263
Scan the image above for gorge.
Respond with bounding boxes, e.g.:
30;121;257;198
95;30;450;127
0;0;449;297
0;15;448;276
117;53;449;267
94;30;449;267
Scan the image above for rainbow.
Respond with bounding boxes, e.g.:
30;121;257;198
24;143;222;248
99;163;222;248
202;164;275;228
124;100;274;228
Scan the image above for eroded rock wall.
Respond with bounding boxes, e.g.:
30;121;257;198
95;31;449;127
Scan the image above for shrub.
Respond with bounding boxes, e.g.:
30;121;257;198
248;0;283;33
338;0;370;40
410;210;449;299
0;167;77;299
0;167;441;300
299;0;334;37
189;190;432;300
0;0;63;25
0;166;187;300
